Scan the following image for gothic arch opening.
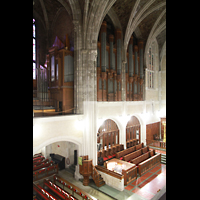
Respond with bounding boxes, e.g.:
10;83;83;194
97;119;119;151
35;140;79;174
126;116;141;147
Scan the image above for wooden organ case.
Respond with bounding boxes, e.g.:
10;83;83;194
97;21;144;102
47;35;74;114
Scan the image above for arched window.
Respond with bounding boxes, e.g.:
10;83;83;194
147;47;154;88
33;19;36;80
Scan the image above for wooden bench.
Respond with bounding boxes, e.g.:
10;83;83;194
33;153;42;158
33;161;54;171
130;151;150;165
44;179;77;200
33;156;45;164
135;142;144;150
54;175;98;200
142;146;149;154
138;153;161;176
98;144;123;162
123;149;142;162
126;139;139;148
33;183;57;200
116;143;144;160
123;146;150;162
33;158;49;166
116;146;136;159
33;164;58;181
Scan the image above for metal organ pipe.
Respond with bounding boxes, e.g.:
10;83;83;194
101;21;107;73
134;45;139;75
128;36;134;77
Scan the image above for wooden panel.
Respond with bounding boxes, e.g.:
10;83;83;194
146;122;160;141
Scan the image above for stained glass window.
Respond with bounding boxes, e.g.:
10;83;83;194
33;19;36;80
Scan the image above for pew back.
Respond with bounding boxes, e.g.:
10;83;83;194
123;149;142;162
116;146;136;159
130;151;150;165
138;153;161;176
54;175;98;200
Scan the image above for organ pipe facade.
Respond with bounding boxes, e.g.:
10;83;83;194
97;21;144;102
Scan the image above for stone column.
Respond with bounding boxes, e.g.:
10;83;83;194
82;49;98;166
73;20;83;114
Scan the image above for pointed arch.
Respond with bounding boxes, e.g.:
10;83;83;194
33;135;82;155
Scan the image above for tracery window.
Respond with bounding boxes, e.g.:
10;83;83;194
33;19;36;79
147;47;154;88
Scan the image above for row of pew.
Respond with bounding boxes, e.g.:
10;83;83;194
97;144;124;164
102;143;161;176
33;153;58;181
33;175;97;200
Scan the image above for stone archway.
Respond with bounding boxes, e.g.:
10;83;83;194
126;116;141;147
97;119;119;151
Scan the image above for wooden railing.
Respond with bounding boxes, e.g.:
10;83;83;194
146;139;166;149
95;165;123;180
91;163;101;185
138;153;161;176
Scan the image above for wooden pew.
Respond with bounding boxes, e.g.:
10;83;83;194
130;151;150;165
33;153;42;158
33;161;54;171
123;146;150;162
135;143;144;151
116;143;144;160
33;164;58;181
54;175;98;200
123;149;142;162
33;183;57;200
116;146;136;159
98;144;123;163
33;156;45;164
33;158;49;166
138;153;161;176
142;146;149;154
44;179;76;200
126;139;139;148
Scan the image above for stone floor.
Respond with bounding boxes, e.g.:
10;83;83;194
34;162;166;200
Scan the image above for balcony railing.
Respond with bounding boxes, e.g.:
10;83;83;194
146;139;166;149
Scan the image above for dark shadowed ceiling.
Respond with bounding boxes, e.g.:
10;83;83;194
33;0;166;55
